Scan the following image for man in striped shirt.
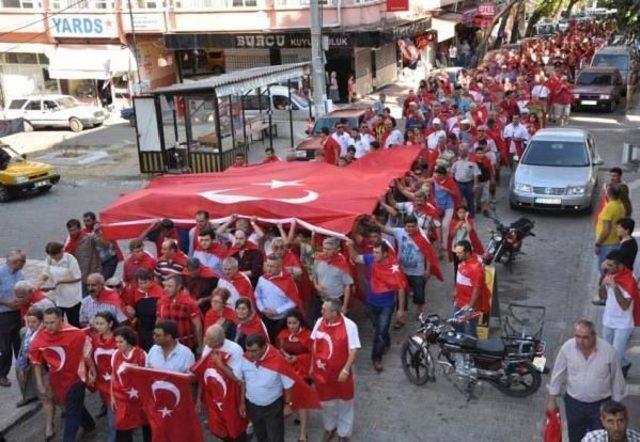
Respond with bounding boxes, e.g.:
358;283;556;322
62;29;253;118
154;239;187;283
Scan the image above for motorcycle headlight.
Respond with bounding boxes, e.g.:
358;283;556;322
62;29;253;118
599;94;611;100
15;175;29;184
514;182;532;193
567;186;586;195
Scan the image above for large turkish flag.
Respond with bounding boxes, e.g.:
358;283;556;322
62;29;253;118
125;365;203;442
100;148;420;239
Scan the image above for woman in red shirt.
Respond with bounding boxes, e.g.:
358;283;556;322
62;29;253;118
234;297;269;349
276;310;313;441
90;312;118;442
111;326;150;442
203;287;238;339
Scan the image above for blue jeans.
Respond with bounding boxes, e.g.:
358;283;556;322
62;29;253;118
406;275;426;306
63;383;95;442
456;181;475;215
107;404;116;442
602;325;633;368
367;304;394;362
597;243;619;275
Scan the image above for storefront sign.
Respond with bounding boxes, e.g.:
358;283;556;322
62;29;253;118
50;14;118;38
234;33;350;49
477;2;497;17
386;0;408;12
388;18;432;40
122;14;165;32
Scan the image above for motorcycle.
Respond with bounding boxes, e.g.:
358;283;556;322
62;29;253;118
484;216;535;270
400;309;546;401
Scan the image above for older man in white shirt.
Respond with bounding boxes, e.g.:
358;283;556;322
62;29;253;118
239;334;294;442
426;119;447;150
254;257;298;340
502;114;530;165
547;319;626;442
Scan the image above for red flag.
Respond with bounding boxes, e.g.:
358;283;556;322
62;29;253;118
613;268;640;326
64;232;87;255
311;316;355;401
371;255;407;293
282;249;312;305
260;272;304;314
90;333;117;403
29;325;89;403
237;313;270;343
314;252;352;276
191;350;248;438
543;410;562;442
218;272;255;307
407;230;444;281
111;347;148;430
447;218;485;259
19;289;49;318
123;251;157;283
124;365;203;442
204;306;238;330
433;175;462;209
96;288;124;308
253;344;320;410
226;240;258;259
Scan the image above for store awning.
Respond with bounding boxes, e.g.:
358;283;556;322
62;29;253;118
0;42;55;57
431;13;462;42
48;45;137;80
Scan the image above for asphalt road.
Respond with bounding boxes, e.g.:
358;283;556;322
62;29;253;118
2;104;640;441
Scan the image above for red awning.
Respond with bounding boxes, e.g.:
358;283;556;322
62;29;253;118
100;147;421;239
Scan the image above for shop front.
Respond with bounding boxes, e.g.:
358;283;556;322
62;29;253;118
164;16;431;102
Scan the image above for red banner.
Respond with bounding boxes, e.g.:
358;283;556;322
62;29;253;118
387;0;408;11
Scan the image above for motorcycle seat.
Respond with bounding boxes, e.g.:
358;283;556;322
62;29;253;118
476;338;505;356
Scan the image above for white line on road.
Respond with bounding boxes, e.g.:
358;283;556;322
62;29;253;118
627;384;640;396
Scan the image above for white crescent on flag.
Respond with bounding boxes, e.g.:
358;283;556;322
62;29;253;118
93;347;116;364
43;346;66;372
199;180;319;205
203;367;228;407
151;380;181;417
314;331;333;359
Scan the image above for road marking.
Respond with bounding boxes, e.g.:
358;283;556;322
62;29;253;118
570;116;622;125
627;345;640;356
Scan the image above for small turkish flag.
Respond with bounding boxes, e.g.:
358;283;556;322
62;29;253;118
125;366;203;442
371;255;408;293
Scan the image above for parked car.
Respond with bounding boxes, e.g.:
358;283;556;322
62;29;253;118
590;46;639;92
294;108;370;160
509;128;602;212
121;107;135;127
0;143;60;202
572;67;624;112
3;94;108;132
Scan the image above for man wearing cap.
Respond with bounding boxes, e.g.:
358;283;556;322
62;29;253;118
426;119;446;150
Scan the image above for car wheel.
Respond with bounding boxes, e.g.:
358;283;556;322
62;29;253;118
0;185;11;203
23;120;34;132
37;185;53;194
69;117;84;132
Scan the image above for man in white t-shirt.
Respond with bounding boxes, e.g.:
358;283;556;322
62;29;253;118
426;119;446;150
331;125;354;157
599;251;635;376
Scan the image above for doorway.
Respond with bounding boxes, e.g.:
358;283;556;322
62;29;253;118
325;48;353;104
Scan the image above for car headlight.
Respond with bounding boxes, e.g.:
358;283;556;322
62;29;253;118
567;186;586;195
15;175;29;184
599;94;611;100
573;93;580;99
515;182;532;193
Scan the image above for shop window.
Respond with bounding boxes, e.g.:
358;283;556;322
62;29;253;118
38;54;49;65
0;0;39;7
16;53;38;64
232;0;257;6
25;100;42;111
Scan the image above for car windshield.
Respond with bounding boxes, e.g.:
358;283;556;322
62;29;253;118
55;96;80;109
593;54;629;73
312;117;358;135
521;140;589;167
291;92;310;108
576;73;613;86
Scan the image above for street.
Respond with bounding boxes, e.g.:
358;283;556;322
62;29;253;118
1;101;639;441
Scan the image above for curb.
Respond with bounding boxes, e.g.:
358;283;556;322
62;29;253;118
0;402;41;437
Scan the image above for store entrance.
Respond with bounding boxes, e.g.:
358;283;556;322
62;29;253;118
325;48;352;104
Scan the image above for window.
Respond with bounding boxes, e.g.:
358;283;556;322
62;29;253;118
8;99;27;110
576;73;612;86
25;100;42;111
1;0;40;8
521;141;589;167
43;100;58;110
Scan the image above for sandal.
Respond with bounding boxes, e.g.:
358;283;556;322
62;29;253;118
393;320;406;330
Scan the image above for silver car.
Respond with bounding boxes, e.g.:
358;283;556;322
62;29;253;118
509;128;603;211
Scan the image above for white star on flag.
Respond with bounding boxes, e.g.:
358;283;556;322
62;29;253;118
158;406;173;418
103;373;112;381
316;360;327;370
127;388;139;399
254;180;303;189
391;264;400;273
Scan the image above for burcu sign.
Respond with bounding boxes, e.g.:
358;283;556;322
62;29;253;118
50;15;118;38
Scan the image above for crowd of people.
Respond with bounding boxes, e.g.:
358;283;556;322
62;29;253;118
0;17;639;442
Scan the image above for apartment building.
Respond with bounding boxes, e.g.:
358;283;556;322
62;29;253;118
0;0;476;108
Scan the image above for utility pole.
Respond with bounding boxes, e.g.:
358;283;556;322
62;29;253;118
310;0;326;117
127;0;142;91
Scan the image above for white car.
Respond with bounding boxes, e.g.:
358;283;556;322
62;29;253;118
3;94;108;132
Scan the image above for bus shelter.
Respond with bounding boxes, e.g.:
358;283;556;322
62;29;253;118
133;62;311;173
